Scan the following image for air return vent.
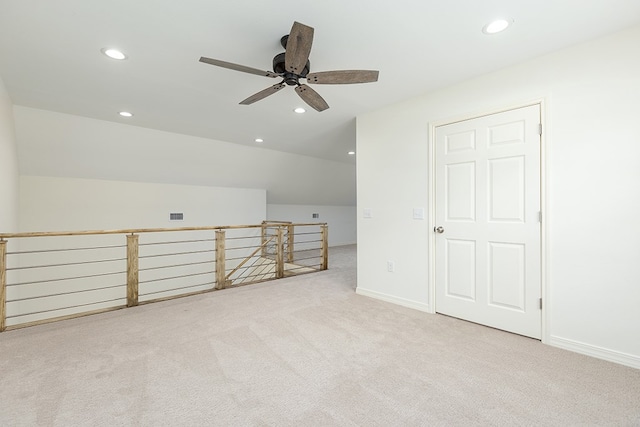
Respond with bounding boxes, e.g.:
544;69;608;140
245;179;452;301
169;213;184;221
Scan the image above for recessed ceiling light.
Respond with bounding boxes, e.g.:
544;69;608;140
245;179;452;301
482;19;511;35
294;107;306;114
348;151;356;155
119;111;133;117
255;138;264;143
101;48;127;60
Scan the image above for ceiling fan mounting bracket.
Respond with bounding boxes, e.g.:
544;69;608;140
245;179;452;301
280;35;289;49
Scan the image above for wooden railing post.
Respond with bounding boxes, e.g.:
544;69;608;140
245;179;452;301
261;222;267;258
0;240;7;332
215;230;226;289
320;224;328;270
126;234;139;307
287;224;294;263
275;227;284;279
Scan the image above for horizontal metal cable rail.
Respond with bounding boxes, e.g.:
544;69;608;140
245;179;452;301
0;222;328;331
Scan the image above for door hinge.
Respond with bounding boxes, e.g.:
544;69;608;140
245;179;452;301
538;123;542;135
539;298;543;310
538;211;542;223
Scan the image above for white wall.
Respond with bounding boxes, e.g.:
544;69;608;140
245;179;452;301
19;176;265;231
356;25;640;368
13;106;356;206
0;76;18;233
267;204;356;247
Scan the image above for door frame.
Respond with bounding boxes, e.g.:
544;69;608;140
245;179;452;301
427;99;550;343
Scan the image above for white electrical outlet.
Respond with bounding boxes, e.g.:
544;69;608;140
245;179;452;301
387;261;395;272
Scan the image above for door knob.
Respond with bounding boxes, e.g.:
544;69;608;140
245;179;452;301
434;226;444;234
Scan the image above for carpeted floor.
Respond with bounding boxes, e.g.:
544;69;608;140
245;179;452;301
1;245;639;426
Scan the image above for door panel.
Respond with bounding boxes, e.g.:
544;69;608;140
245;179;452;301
488;242;525;311
488;156;525;222
446;130;476;153
435;105;541;339
446;162;476;221
488;120;525;147
446;239;476;301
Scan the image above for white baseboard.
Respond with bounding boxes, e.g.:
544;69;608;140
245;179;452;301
355;287;431;313
549;335;640;370
330;241;356;247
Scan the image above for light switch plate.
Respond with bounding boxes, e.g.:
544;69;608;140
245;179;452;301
413;207;425;220
363;208;373;218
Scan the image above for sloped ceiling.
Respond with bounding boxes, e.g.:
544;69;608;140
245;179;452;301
1;0;640;165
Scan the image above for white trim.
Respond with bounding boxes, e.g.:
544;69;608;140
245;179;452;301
427;99;548;340
356;287;431;313
427;122;437;314
539;98;551;345
330;241;357;247
550;336;640;370
429;99;546;129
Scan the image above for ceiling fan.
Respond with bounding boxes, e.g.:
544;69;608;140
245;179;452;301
199;21;379;112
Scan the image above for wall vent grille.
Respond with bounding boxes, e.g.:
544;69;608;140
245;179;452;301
169;213;184;221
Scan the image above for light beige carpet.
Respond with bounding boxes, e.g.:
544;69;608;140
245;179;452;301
1;245;639;426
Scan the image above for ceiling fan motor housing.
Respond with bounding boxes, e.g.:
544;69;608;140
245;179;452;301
272;52;310;85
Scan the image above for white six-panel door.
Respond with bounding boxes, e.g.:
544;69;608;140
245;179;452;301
434;105;541;339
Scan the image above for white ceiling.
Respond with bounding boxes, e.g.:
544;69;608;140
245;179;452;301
2;0;640;164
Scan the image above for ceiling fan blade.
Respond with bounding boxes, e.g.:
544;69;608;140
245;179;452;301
199;57;280;78
306;70;379;84
285;22;314;74
295;84;329;112
239;83;286;105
